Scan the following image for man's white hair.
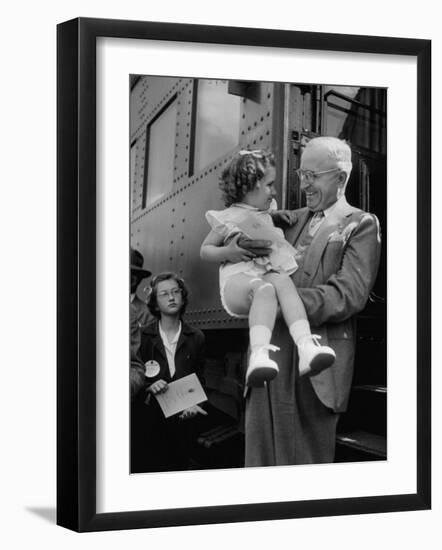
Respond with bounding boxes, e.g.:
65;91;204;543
306;136;352;185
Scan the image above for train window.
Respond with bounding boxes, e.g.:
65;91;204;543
191;80;241;174
324;86;386;154
143;96;178;207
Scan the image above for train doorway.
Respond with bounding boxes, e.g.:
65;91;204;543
284;84;387;461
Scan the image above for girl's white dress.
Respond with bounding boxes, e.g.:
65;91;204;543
205;202;298;318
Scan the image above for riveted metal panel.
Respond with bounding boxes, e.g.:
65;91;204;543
131;135;146;214
131;78;278;330
130;76;194;215
132;197;175;275
174;79;193;182
240;82;274;147
173;163;229;325
129;77;147;140
130;76;181;142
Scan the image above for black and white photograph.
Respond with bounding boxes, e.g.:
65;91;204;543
53;15;431;534
0;0;438;544
129;76;387;474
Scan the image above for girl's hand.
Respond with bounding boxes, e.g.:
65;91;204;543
224;233;257;263
179;405;208;420
270;210;297;227
148;379;168;395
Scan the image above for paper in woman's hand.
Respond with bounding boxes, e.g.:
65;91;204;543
154;373;207;418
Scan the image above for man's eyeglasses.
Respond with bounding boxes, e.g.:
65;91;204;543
157;288;182;299
295;168;340;181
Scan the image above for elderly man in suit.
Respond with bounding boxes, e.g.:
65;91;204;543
244;136;382;466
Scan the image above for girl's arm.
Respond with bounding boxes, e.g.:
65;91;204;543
200;230;256;263
270;209;297;228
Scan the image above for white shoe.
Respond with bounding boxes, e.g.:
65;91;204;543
298;335;335;376
246;345;280;387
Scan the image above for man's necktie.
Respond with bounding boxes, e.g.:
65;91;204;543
308;211;324;236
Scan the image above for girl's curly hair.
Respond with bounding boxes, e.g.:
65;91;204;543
219;150;275;207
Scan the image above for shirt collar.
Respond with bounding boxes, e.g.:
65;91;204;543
323;195;346;218
158;321;182;346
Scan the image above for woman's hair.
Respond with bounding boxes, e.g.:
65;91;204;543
147;271;189;318
219;150;275;207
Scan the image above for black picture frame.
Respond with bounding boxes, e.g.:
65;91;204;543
57;17;431;532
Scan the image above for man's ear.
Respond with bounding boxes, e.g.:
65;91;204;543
337;171;347;187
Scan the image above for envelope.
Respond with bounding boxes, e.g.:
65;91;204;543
154;373;207;418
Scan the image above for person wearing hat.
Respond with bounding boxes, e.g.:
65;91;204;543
130;248;153;356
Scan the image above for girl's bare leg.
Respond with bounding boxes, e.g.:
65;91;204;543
263;271;310;341
223;273;279;385
263;271;336;376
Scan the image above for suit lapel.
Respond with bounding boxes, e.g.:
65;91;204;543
285;208;311;246
301;198;358;285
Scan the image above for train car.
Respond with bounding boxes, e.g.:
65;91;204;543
130;76;387;469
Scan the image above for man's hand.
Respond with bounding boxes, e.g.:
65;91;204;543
148;379;168;395
179;404;208;420
270;210;297;228
236;235;273;257
224;234;259;262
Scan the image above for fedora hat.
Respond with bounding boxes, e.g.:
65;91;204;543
130;248;151;278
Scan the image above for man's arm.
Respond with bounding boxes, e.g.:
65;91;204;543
298;213;381;327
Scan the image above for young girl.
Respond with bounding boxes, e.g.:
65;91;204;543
200;150;335;387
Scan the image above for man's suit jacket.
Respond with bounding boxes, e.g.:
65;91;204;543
277;197;382;412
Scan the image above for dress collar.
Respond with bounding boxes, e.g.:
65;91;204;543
233;202;259;211
233;200;276;213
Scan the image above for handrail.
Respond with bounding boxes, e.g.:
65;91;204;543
324;90;386;117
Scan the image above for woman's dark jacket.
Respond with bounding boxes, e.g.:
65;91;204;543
130;320;206;473
138;320;205;385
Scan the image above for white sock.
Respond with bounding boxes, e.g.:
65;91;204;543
250;325;272;351
289;320;311;345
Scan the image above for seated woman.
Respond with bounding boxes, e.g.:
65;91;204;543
130;272;207;473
